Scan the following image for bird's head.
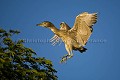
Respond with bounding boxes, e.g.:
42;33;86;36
36;21;54;28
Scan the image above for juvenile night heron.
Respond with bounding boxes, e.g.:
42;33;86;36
36;12;97;63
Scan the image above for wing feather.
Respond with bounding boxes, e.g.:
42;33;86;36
69;12;97;46
50;22;71;46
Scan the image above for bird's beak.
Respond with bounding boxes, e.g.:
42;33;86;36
36;23;42;26
36;23;47;28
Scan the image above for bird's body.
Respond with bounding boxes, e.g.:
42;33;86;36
37;12;97;63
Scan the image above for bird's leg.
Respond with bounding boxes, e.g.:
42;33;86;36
65;44;73;59
60;53;74;63
60;53;73;63
60;54;69;63
62;54;68;58
60;56;67;63
60;45;74;63
68;54;73;59
67;50;74;59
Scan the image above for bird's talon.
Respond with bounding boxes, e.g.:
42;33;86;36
60;54;74;63
60;57;67;63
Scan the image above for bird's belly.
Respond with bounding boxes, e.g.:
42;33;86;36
62;37;81;48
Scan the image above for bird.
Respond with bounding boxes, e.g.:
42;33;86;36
36;12;97;63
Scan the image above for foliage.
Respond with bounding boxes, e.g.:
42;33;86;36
0;28;57;80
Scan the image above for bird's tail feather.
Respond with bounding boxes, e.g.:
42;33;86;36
78;47;87;53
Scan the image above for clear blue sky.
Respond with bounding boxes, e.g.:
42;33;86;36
0;0;120;80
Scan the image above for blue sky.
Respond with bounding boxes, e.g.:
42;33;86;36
0;0;120;80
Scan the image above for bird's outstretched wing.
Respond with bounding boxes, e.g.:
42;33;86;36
50;22;71;46
69;12;97;46
50;35;61;46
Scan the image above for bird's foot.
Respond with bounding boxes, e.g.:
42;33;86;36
60;54;68;63
62;54;68;58
60;57;67;63
67;54;73;59
60;54;73;63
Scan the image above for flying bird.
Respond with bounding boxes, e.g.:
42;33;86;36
36;12;97;63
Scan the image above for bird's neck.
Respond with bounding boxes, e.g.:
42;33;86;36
50;26;60;35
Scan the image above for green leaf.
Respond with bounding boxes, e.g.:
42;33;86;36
0;28;58;80
9;30;20;34
0;28;6;33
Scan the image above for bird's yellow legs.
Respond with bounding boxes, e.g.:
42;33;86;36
60;44;74;63
60;51;73;63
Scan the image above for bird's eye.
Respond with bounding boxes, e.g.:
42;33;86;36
44;23;47;24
